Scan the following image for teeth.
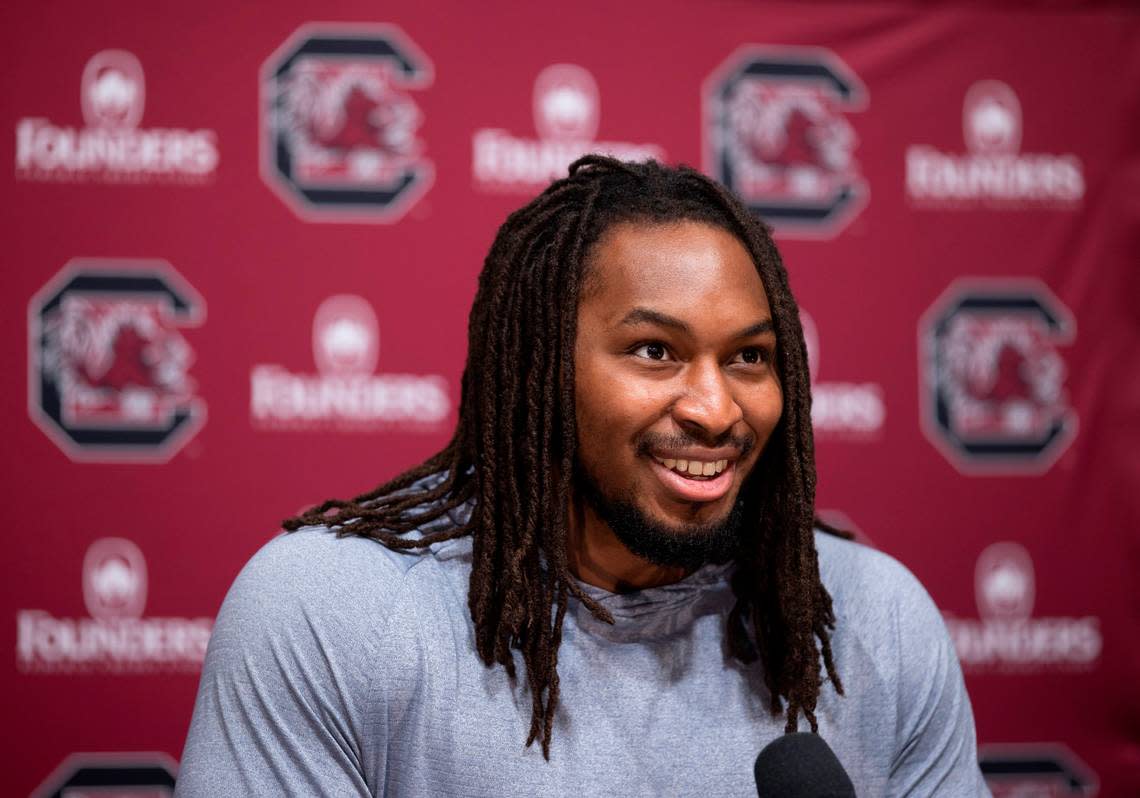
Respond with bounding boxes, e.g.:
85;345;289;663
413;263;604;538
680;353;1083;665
654;456;731;478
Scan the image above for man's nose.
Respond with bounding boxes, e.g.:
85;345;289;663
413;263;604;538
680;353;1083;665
670;359;744;438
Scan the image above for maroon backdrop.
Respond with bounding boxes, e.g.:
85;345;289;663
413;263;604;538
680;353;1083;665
4;2;1139;795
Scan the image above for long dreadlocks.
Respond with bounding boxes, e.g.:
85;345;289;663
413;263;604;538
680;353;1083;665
283;155;845;758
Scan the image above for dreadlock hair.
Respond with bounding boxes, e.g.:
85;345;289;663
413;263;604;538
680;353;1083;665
283;155;845;758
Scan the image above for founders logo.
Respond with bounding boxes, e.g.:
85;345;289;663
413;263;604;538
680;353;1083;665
312;294;380;375
261;24;434;223
906;80;1085;207
704;46;868;238
472;63;665;192
28;259;206;463
82;50;146;129
16;538;213;673
919;279;1077;474
83;537;148;621
15;49;219;184
976;542;1035;621
802;310;885;438
250;294;451;430
944;542;1101;673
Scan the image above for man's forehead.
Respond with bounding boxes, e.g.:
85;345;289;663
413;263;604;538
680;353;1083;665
581;220;769;315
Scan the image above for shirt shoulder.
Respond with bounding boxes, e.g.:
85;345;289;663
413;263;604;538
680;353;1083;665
233;526;445;611
813;531;952;714
211;524;474;679
814;531;943;638
814;532;990;797
175;526;471;797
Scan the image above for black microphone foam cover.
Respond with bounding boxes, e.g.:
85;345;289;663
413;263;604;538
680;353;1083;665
754;731;856;797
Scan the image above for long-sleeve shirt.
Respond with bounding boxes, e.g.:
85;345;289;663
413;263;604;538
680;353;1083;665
176;524;990;796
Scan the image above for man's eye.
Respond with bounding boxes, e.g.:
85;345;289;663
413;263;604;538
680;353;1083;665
632;343;670;361
736;347;770;365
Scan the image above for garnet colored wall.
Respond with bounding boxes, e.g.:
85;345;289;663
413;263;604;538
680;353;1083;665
4;3;1138;796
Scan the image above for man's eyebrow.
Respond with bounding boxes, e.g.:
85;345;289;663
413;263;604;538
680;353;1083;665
618;307;775;339
734;319;775;338
619;307;690;333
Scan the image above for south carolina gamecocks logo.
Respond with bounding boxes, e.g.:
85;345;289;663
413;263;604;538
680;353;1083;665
704;46;868;238
27;259;206;462
261;24;434;223
919;279;1077;474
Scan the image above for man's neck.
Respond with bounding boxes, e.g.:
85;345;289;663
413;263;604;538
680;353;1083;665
565;497;691;593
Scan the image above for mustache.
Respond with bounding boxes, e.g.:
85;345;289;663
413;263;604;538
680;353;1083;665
634;430;756;459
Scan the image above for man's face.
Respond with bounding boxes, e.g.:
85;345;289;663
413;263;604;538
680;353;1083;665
573;220;784;564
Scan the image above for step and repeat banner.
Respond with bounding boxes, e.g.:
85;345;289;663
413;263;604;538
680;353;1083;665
4;2;1139;795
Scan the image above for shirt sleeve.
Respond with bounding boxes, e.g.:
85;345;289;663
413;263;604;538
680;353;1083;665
174;529;409;797
887;566;992;798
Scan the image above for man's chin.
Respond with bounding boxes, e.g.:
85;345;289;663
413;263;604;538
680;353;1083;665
585;487;745;571
613;507;745;570
649;495;738;529
574;461;748;569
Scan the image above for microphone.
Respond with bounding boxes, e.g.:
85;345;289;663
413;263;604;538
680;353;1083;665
754;732;856;797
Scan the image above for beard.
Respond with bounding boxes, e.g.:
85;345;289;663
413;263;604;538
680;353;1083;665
573;460;747;571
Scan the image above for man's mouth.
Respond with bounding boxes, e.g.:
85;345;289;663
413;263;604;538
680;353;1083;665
648;455;736;502
651;455;729;480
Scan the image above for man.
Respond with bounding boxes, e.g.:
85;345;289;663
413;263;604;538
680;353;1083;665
176;157;989;796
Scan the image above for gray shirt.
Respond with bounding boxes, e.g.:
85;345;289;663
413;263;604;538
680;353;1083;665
176;525;989;797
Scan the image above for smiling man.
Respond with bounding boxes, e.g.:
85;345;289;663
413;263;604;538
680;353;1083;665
176;157;989;796
571;220;782;591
